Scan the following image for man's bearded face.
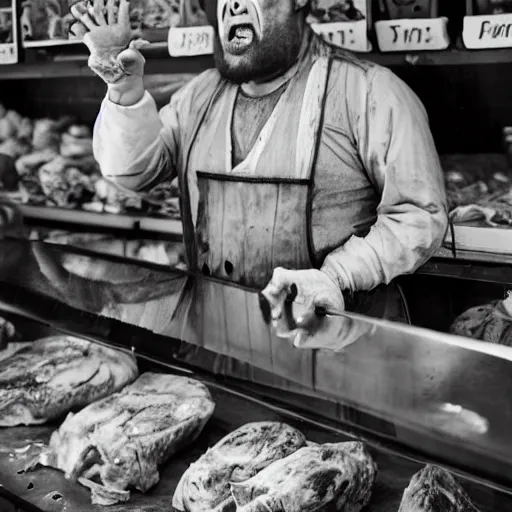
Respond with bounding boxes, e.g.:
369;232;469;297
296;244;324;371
214;0;303;84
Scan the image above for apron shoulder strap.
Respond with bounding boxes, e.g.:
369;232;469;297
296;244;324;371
179;70;228;171
322;38;374;71
296;56;333;180
179;70;228;271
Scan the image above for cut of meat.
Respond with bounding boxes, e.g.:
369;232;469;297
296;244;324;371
398;465;480;512
27;372;215;506
450;293;512;346
173;421;307;512
0;335;138;427
226;441;377;512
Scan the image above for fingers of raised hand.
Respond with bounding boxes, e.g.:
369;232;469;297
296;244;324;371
92;0;107;25
118;0;131;25
69;20;88;39
106;0;117;23
70;1;97;30
71;0;128;27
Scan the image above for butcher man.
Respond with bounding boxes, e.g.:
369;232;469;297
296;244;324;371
69;0;448;342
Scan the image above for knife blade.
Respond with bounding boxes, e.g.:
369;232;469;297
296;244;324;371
257;280;512;482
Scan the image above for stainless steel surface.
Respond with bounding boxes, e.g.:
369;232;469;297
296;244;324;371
1;352;512;512
1;239;512;488
161;275;512;486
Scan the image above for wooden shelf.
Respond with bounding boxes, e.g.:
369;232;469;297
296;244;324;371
0;51;214;80
19;204;183;236
23;39;83;49
365;47;512;66
419;254;512;286
2;47;512;80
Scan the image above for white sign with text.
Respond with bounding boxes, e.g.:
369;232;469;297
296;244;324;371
0;43;17;64
310;20;371;53
463;13;512;49
168;25;214;57
375;17;450;52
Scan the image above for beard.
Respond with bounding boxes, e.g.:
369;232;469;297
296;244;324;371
213;17;303;85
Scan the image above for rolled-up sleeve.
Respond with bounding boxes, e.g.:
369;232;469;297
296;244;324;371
321;66;449;292
93;89;182;192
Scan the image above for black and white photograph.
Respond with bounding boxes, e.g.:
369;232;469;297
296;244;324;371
3;1;512;512
20;0;196;47
307;0;367;23
0;0;17;63
0;9;13;44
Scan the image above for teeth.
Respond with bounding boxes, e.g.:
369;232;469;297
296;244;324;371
235;27;251;38
230;26;254;45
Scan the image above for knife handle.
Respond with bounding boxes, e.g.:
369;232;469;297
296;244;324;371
259;283;327;331
288;284;328;331
258;288;298;327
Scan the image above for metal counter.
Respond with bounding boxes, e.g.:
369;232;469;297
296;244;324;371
2;239;512;510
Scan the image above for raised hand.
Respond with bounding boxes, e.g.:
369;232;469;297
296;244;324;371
70;0;147;91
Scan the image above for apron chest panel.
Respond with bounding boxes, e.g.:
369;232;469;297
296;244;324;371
196;174;311;288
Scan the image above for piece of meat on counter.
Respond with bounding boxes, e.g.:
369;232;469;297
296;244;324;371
442;154;512;227
0;336;138;427
450;293;512;345
173;421;307;512
28;372;215;506
227;441;377;512
398;465;479;511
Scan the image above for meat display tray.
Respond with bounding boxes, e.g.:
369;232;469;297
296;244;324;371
1;364;511;512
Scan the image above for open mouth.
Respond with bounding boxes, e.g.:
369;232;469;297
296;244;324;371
228;23;254;42
224;22;255;54
228;23;255;45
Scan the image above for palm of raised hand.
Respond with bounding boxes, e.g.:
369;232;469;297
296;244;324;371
84;23;132;54
70;0;133;55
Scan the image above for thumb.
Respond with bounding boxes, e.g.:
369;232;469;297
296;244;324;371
116;48;145;76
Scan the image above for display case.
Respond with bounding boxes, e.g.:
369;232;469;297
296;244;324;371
1;238;512;511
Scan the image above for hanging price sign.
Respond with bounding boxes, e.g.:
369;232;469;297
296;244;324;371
310;20;371;52
168;25;214;57
463;13;512;49
375;17;450;52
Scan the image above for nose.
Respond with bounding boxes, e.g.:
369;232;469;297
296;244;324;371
228;0;248;15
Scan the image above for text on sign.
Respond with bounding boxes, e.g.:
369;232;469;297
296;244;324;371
310;21;370;53
375;18;450;52
168;26;214;57
0;44;17;65
463;13;512;48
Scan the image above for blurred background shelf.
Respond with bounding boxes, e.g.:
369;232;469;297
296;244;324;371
0;50;212;80
4;48;512;80
19;205;183;239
